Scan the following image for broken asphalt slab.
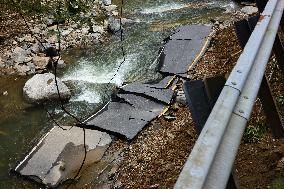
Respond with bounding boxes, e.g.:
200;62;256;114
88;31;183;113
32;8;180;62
14;126;112;188
160;25;212;76
170;25;212;40
120;82;175;104
86;97;166;140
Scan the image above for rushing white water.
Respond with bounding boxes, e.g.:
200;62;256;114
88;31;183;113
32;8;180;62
140;3;188;14
62;53;138;87
70;90;101;104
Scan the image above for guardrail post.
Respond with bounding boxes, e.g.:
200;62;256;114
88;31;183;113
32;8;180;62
259;76;284;138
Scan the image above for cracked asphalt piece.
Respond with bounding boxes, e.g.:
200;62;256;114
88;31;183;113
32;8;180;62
147;76;177;88
160;39;205;76
170;25;212;40
120;83;175;104
14;126;112;187
160;25;212;77
87;99;165;140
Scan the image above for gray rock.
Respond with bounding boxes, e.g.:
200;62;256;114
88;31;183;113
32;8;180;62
103;0;111;6
31;26;41;34
81;26;90;35
92;25;104;34
0;57;4;67
15;64;30;75
104;5;117;12
43;17;54;26
241;6;258;15
11;47;29;64
61;29;73;37
176;90;187;105
23;73;71;104
26;62;36;75
32;56;50;69
31;42;40;54
108;17;121;33
57;59;66;69
39;43;52;53
23;35;35;43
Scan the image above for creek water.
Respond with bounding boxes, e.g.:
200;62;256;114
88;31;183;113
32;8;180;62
0;0;238;188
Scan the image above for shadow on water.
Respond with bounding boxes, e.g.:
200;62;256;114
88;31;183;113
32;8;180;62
0;0;237;188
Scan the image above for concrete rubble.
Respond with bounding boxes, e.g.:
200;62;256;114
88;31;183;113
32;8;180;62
14;126;112;187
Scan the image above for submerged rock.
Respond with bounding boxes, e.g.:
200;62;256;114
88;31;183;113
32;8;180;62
23;73;71;104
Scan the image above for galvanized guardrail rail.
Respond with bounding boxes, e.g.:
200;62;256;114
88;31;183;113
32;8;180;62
174;0;284;188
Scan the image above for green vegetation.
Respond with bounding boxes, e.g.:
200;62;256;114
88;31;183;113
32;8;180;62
3;0;98;22
276;95;284;110
243;122;267;143
271;173;284;189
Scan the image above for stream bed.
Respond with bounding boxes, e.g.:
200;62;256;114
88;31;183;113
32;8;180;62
0;0;239;188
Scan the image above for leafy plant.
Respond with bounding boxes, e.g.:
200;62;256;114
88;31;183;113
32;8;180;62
243;122;267;143
276;95;284;109
271;173;284;189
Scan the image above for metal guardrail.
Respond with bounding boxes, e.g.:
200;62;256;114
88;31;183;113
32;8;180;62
174;0;284;188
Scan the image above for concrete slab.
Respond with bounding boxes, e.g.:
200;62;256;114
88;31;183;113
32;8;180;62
121;83;175;104
87;99;165;140
170;25;212;40
15;126;112;187
160;39;204;76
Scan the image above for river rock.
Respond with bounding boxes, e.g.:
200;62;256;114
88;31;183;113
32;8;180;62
57;59;66;69
32;56;50;69
103;0;111;6
15;64;31;76
11;47;29;64
92;25;104;34
104;4;117;12
108;17;121;33
24;34;35;43
241;6;258;15
61;28;73;37
23;73;71;104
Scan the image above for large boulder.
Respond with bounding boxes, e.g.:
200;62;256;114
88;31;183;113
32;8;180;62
23;73;71;104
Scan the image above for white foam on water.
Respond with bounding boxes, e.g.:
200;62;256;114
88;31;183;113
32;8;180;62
70;90;101;104
209;1;238;13
62;53;138;86
140;3;188;14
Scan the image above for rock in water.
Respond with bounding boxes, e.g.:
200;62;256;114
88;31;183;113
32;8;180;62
103;0;112;6
23;73;71;104
108;17;121;33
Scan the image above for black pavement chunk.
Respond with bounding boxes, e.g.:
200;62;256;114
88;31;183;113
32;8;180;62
170;25;212;40
121;83;175;104
149;76;177;88
160;39;204;76
86;101;164;139
117;93;165;112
